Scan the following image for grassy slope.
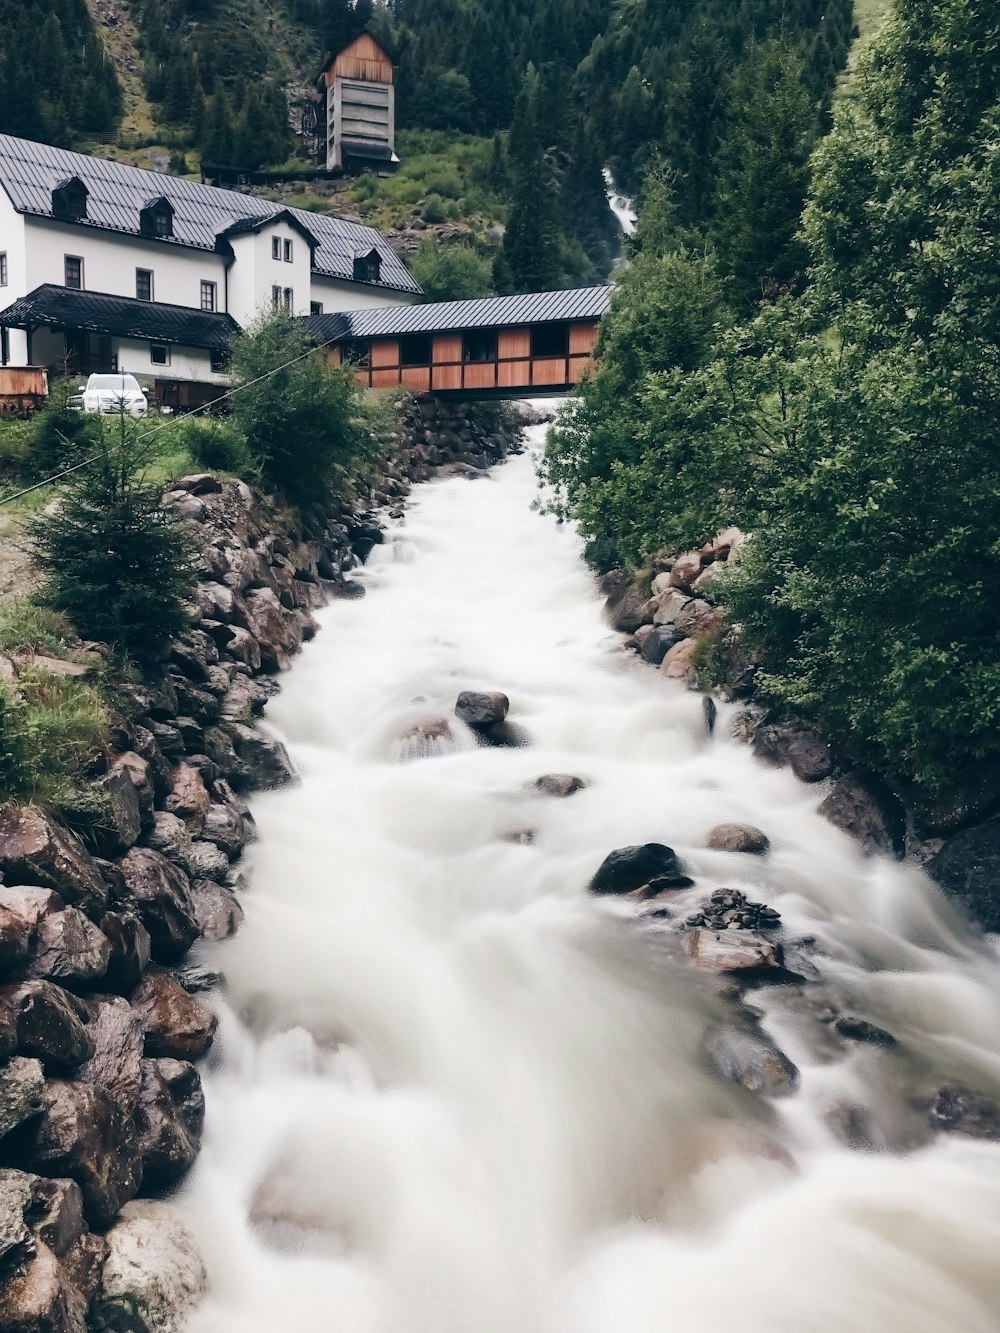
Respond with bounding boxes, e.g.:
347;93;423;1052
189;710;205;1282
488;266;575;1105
836;0;892;100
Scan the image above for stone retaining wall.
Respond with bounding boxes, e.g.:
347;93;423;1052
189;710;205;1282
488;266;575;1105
0;396;524;1331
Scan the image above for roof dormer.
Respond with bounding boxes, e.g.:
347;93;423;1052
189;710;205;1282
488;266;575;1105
140;196;175;238
353;246;382;284
52;176;88;222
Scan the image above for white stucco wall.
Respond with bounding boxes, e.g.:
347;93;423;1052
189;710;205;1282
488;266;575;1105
29;327;220;384
23;217;227;311
311;273;418;312
225;219;313;325
0;186;28;363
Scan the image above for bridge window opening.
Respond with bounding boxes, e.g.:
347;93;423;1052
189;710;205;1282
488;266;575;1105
530;323;569;358
463;329;497;363
399;333;432;366
342;339;371;368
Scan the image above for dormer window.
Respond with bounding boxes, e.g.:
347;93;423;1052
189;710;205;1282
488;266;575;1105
353;248;381;285
52;177;88;222
140;197;174;238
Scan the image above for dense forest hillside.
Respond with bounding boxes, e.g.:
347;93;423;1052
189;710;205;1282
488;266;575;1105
0;0;855;297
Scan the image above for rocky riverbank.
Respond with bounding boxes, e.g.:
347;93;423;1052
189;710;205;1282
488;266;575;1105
601;534;1000;934
0;396;524;1331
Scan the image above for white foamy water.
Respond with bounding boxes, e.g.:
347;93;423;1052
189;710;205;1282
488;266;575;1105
177;424;1000;1332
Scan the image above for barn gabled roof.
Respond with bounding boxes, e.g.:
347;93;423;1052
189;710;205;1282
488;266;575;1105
306;285;615;343
0;134;420;295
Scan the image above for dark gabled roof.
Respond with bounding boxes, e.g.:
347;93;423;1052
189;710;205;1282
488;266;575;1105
306;285;614;343
0;134;420;295
215;208;318;251
0;284;239;351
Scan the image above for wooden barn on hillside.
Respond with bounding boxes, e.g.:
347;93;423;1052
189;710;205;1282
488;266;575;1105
317;33;399;175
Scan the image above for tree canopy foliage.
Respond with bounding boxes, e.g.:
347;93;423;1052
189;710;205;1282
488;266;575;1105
542;0;1000;792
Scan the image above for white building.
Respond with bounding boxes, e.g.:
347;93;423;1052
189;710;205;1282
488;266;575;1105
0;134;419;406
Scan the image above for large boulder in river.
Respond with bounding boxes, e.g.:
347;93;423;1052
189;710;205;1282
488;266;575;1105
130;969;217;1061
455;691;510;730
0;809;107;918
0;1239;89;1333
134;1059;205;1190
752;724;832;783
818;771;906;858
531;774;586;798
589;843;693;896
1;981;94;1072
926;817;1000;933
25;907;110;987
91;1202;207;1333
116;850;199;962
0;1057;46;1138
705;823;770;855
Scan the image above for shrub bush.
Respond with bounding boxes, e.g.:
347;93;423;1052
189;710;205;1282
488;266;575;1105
24;383;99;482
169;415;250;474
421;194;448;224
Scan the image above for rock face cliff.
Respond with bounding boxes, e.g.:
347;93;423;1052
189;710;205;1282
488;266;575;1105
0;396;523;1331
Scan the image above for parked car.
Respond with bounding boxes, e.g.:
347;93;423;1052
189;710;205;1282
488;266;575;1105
81;373;149;417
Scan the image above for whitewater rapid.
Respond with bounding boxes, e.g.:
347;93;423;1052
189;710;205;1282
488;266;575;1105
177;424;1000;1332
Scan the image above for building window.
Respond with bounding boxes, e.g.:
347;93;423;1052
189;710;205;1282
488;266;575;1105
136;269;154;301
211;348;229;374
52;177;88;222
399;333;432;367
201;281;217;312
272;237;281;261
530;323;570;359
310;301;323;316
342;339;371;368
140;198;174;238
463;329;497;363
64;256;83;290
283;239;293;263
283;287;293;310
150;343;170;366
271;285;281;309
0;252;6;286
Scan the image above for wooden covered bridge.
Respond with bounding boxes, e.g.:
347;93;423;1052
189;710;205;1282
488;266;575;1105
307;285;613;398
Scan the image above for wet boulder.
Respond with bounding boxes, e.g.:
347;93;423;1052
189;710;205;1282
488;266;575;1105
0;904;33;972
928;1085;1000;1141
705;823;771;856
186;841;230;885
134;1060;205;1190
659;638;699;680
0;809;107;919
833;1015;898;1047
606;581;651;635
818;772;906;858
190;881;243;942
530;774;587;798
455;692;510;730
77;996;144;1113
0;1239;88;1333
0;1058;46;1138
164;764;211;833
686;929;785;975
199;800;251;860
926;817;1000;934
1;982;94;1073
130;969;217;1061
394;717;458;763
21;1080;142;1228
111;753;155;830
88;768;143;857
590;844;693;896
706;1024;799;1098
91;1202;207;1333
25;908;110;988
639;626;679;666
752;724;832;783
99;913;152;995
116;849;199;962
223;723;294;790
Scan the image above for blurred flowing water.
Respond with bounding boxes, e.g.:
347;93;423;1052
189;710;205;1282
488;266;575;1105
178;423;1000;1332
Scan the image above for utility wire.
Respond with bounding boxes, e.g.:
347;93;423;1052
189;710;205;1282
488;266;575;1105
0;329;344;508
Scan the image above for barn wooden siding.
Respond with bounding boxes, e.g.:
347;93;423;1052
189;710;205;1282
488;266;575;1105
327;34;394;86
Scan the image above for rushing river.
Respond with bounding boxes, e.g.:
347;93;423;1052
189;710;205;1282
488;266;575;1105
179;423;1000;1332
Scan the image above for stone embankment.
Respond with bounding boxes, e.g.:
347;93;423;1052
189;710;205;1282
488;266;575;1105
601;532;1000;934
0;396;523;1331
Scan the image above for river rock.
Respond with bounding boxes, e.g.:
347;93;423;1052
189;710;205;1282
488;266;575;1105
752;724;832;783
833;1015;898;1047
668;551;706;592
221;625;262;672
190;881;243;941
89;767;143;857
185;840;229;884
660;638;699;680
915;770;1000;838
25;908;110;987
134;1060;205;1189
242;588;301;672
130;970;217;1061
164;765;210;833
818;771;906;858
651;590;691;627
1;982;94;1072
705;823;771;855
219;674;269;725
531;774;586;798
0;1240;88;1333
77;997;144;1112
684;889;780;933
0;1058;45;1138
111;753;155;830
673;600;726;639
131;728;172;804
199;801;250;859
0;809;107;918
455;692;510;729
99;914;152;995
30;1176;86;1259
0;1168;35;1271
928;1085;1000;1141
0;904;33;972
606;581;650;635
91;1202;207;1333
639;626;678;666
590;844;693;896
706;1024;799;1098
22;1081;141;1228
223;723;294;789
0;888;63;931
116;850;199;962
686;928;785;975
925;817;1000;933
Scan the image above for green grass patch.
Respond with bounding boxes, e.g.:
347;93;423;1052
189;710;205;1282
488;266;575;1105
0;599;77;658
0;671;108;810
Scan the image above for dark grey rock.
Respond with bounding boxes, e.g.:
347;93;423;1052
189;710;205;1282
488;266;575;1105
819;771;906;858
589;844;693;895
926;817;1000;933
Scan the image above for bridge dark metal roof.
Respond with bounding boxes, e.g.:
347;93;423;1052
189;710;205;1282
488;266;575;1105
0;134;420;295
307;285;614;343
0;284;239;350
